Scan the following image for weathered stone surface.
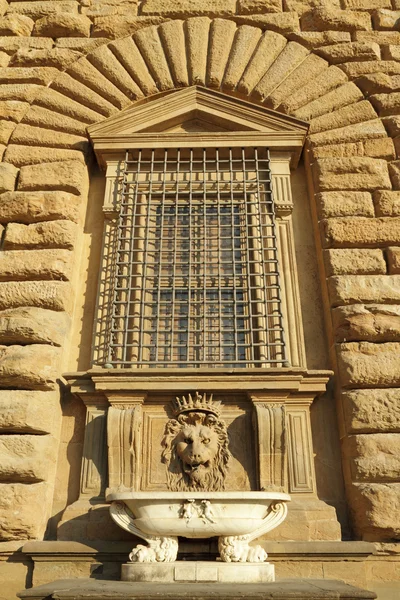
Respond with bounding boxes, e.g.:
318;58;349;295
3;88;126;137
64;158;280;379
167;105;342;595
309;100;377;134
373;9;400;30
283;66;349;116
342;388;400;433
0;482;51;540
0;344;61;390
382;45;400;61
0;101;29;123
288;31;351;49
91;15;163;39
371;92;400;116
342;0;390;9
0;37;52;55
20;105;85;136
8;2;79;20
141;0;236;17
363;137;395;160
0;434;56;483
324;249;386;276
206;19;236;89
109;36;157;95
237;29;287;96
0;307;70;345
0;120;15;145
236;12;300;33
0;162;18;193
374;190;400;216
389;160;400;190
18;160;88;195
0;66;59;86
5;145;85;168
315;191;374;218
184;17;211;87
387;247;400;274
222;24;262;91
55;37;109;52
284;0;339;16
336;341;400;387
333;304;400;342
323;217;400;247
0;249;73;281
0;191;81;224
340;60;400;78
51;72;117;117
316;42;380;63
355;30;400;44
0;14;34;36
0;390;59;433
312;137;394;159
10;48;82;69
344;433;400;483
0;281;73;312
328;275;400;305
87;44;143;100
4;220;77;249
35;87;104;123
33;13;91;37
309;119;387;148
238;0;282;14
252;41;309;102
350;482;400;540
9;124;87;153
134;25;174;91
313;157;391;192
301;8;372;32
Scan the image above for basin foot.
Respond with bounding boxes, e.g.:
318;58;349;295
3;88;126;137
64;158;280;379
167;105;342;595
218;536;267;562
129;536;179;563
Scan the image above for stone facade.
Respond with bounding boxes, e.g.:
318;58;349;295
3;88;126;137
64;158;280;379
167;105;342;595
0;0;400;598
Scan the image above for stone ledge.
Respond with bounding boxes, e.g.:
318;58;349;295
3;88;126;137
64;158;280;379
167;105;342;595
17;578;377;600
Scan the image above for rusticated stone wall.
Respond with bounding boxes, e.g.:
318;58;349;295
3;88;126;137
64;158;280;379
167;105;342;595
0;0;400;590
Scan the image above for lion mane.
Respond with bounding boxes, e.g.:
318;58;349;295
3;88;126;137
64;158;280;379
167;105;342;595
161;412;231;492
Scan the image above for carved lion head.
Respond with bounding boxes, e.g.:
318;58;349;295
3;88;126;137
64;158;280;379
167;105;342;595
161;411;231;491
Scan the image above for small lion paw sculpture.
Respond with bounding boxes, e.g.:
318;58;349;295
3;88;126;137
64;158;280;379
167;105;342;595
129;536;178;563
218;535;268;563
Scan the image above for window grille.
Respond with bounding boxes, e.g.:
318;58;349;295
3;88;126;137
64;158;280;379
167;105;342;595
95;147;287;368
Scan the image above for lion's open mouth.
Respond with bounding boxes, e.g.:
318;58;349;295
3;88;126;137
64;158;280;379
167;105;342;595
184;461;210;472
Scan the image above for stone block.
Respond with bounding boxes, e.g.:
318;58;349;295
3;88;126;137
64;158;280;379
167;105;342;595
0;434;57;483
382;115;400;136
323;217;400;248
374;190;400;216
8;2;79;20
370;92;400;116
0;344;61;389
0;191;81;224
0;37;53;54
0;482;51;540
91;15;163;39
0;249;73;281
328;274;400;305
0;281;73;312
309;120;387;148
239;0;281;13
340;60;400;78
342;388;400;433
333;304;400;342
373;9;400;30
4;220;77;250
315;191;374;218
52;72;117;117
342;0;390;9
317;42;380;63
355;30;400;44
288;31;351;49
350;482;400;540
0;14;34;36
389;160;400;190
336;341;400;387
141;0;236;17
35;87;103;124
0;390;59;433
283;0;339;16
0;120;15;145
0;66;60;86
363;137;395;160
222;24;263;92
301;8;372;32
18;160;88;195
10;48;82;69
20;106;85;136
85;44;142;100
387;247;400;274
324;249;386;276
288;74;356;119
109;35;158;95
9;123;88;152
6;146;85;168
0;83;42;103
0;307;70;345
312;157;391;192
55;37;109;52
381;45;400;61
0;162;18;193
235;12;300;34
309;100;377;134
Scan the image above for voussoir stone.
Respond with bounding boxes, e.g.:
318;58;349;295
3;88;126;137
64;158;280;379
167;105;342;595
349;482;400;540
0;14;34;36
0;482;52;540
0;249;73;281
33;13;91;37
322;217;400;247
328;274;400;305
0;162;18;193
18;160;88;195
0;307;70;345
0;390;59;433
333;304;400;342
324;248;386;276
0;344;61;389
336;341;400;387
0;434;57;483
315;191;374;218
312;157;391;192
10;48;82;69
342;388;400;433
0;281;73;312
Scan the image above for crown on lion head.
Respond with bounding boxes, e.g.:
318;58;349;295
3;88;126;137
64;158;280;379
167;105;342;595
172;392;221;419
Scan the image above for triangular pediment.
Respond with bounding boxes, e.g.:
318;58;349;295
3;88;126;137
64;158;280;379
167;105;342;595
88;86;309;168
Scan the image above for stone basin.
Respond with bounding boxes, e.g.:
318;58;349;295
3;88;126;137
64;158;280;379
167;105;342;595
107;491;290;564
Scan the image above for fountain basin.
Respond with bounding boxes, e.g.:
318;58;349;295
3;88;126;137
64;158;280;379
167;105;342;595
107;491;290;540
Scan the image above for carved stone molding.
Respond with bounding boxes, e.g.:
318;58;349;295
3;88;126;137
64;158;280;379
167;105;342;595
253;403;287;493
